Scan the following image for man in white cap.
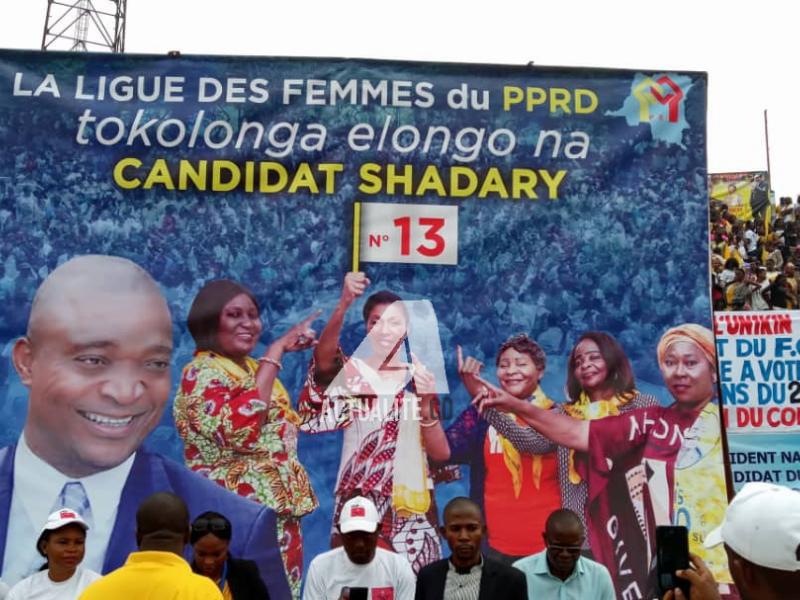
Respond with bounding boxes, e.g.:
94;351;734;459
662;482;800;600
303;495;416;600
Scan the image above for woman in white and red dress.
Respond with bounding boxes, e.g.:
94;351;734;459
298;272;449;574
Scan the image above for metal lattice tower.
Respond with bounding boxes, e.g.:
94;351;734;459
41;0;127;52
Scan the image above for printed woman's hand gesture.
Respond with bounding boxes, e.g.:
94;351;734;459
279;310;322;353
471;375;527;415
456;345;484;397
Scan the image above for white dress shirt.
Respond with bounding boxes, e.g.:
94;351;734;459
1;434;134;586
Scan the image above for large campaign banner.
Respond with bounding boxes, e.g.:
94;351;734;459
709;171;770;222
716;310;800;492
0;50;728;598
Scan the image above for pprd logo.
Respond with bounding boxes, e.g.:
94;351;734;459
632;76;684;124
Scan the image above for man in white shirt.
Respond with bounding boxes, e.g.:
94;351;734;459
0;255;289;597
750;267;772;311
744;223;759;256
304;496;416;600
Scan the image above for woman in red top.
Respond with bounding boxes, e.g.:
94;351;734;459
441;334;559;563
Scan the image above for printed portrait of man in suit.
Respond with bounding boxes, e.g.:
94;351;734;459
0;254;290;598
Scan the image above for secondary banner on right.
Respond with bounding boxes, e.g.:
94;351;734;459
716;310;800;492
716;310;800;433
709;171;770;222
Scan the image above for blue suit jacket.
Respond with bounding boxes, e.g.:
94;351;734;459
0;444;291;600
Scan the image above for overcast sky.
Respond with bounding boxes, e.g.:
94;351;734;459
1;0;797;199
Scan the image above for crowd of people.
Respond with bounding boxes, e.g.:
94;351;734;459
0;493;616;600
4;482;799;600
711;196;800;311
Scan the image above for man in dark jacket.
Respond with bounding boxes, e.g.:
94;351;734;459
415;497;527;600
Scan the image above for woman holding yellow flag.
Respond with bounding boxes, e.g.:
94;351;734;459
297;272;447;574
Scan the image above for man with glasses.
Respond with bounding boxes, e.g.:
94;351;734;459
513;508;615;599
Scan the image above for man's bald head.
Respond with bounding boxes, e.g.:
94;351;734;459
14;254;174;478
442;496;483;524
27;255;167;341
545;508;583;538
136;492;190;553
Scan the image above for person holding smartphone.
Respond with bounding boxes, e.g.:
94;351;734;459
665;482;800;600
661;553;721;600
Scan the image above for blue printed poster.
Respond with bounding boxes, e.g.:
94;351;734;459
0;50;726;599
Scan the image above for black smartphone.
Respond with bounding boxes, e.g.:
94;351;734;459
340;588;369;600
656;525;691;598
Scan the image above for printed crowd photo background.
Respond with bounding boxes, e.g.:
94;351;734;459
0;49;727;599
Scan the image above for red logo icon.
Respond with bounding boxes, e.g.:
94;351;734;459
372;588;395;600
633;75;685;124
351;506;366;517
648;76;683;123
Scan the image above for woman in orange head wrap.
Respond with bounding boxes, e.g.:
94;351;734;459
657;323;717;413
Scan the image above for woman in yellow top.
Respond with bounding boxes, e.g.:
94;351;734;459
173;279;318;598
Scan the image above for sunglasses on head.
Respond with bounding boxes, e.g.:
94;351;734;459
192;517;230;534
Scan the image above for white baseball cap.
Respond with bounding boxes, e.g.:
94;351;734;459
40;508;90;536
37;509;89;556
705;482;800;571
339;496;379;534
